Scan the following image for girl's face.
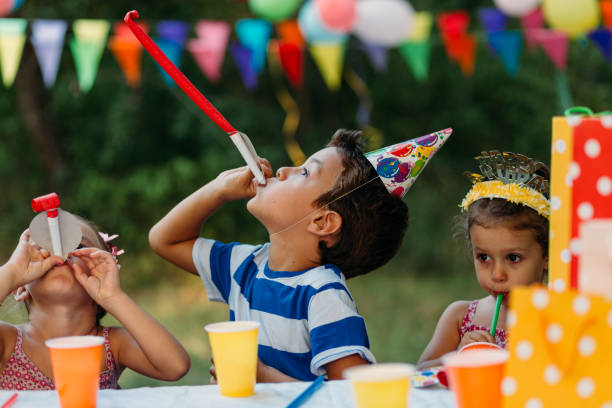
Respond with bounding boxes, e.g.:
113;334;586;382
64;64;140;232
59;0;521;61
470;222;548;303
25;225;102;307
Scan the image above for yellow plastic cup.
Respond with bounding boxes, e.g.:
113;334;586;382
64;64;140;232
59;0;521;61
442;349;509;408
458;341;503;353
45;336;105;408
344;363;415;408
205;321;260;397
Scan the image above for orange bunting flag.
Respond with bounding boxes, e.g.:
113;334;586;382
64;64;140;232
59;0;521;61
276;20;304;47
437;11;475;76
601;0;612;28
108;37;143;87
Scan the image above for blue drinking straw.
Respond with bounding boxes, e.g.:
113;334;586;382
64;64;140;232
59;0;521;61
490;294;503;337
286;375;325;408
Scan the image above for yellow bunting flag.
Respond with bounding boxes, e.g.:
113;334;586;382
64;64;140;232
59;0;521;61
409;11;433;41
0;18;27;87
309;42;346;91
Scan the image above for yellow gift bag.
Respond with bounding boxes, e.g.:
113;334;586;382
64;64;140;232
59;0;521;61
502;285;612;407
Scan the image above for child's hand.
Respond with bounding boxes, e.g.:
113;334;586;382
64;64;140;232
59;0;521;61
457;330;495;349
214;158;273;202
3;229;63;289
70;248;123;307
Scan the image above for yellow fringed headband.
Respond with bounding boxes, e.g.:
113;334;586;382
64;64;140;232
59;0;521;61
460;151;550;220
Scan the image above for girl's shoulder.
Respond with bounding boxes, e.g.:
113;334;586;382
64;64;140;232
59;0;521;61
0;322;19;365
443;300;476;326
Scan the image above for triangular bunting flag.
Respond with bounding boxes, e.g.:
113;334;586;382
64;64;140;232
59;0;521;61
235;18;272;74
456;34;477;76
360;41;388;73
154;38;183;87
309;42;346;91
31;20;67;88
478;7;507;33
278;41;304;88
399;41;430;82
108;37;142;87
533;28;568;71
156;21;189;87
600;0;612;28
113;21;148;38
588;28;612;61
487;30;523;75
70;20;110;93
409;12;433;42
230;43;258;91
521;7;544;49
0;18;27;87
437;11;471;64
276;20;304;46
187;21;230;84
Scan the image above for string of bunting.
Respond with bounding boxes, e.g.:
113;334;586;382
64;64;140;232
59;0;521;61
0;1;610;92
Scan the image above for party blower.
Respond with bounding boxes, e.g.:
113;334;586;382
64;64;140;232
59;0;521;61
124;10;266;185
32;193;63;257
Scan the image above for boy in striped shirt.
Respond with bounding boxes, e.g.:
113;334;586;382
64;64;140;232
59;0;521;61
150;128;448;381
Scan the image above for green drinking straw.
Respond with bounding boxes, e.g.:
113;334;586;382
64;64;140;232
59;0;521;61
490;294;503;337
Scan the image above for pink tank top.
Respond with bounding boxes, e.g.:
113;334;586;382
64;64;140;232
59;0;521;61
0;327;120;390
459;300;507;349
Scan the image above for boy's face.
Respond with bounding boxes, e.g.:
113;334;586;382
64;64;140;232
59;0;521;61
247;146;343;234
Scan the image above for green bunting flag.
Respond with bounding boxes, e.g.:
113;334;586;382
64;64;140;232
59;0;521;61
69;20;110;93
399;41;430;82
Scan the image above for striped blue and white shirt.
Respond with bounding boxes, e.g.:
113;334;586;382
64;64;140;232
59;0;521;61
193;238;376;380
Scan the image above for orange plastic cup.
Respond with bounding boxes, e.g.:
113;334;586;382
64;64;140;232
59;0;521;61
205;321;260;397
343;363;415;408
45;336;105;408
458;342;503;353
442;349;509;408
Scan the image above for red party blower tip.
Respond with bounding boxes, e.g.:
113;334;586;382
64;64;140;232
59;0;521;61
32;192;60;217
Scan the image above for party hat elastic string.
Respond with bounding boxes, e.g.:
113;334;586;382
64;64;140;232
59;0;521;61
270;176;380;237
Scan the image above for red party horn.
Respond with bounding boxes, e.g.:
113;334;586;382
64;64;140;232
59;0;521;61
124;10;266;184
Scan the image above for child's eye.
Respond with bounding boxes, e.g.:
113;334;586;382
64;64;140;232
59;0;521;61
476;253;489;262
300;168;309;176
508;253;521;263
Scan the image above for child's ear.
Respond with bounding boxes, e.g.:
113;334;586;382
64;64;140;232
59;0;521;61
13;286;30;302
308;210;342;238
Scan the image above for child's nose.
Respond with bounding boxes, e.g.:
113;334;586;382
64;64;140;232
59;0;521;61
491;263;507;282
276;167;291;180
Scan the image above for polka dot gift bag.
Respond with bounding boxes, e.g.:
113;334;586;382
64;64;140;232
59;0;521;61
549;107;612;292
502;285;612;407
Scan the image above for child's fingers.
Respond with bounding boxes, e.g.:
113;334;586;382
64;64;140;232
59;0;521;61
71;261;89;285
259;158;274;178
71;247;98;257
41;256;63;272
19;229;30;244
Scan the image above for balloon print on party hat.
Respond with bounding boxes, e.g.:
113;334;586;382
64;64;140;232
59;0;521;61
364;128;452;197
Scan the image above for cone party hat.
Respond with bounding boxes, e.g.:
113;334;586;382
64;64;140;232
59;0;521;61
364;128;452;197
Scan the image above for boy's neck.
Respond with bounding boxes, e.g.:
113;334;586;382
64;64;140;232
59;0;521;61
26;302;99;341
268;232;321;272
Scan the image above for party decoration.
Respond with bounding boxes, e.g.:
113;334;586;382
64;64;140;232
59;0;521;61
298;0;347;43
408;12;433;42
0;0;23;17
248;0;301;23
309;42;346;91
276;20;304;46
277;41;304;88
602;0;612;28
479;7;508;33
360;41;388;73
31;20;67;88
344;67;372;125
521;7;545;49
235;19;272;73
0;18;26;87
69;19;110;93
188;21;231;84
352;0;415;46
488;31;523;75
493;0;540;17
108;37;142;87
533;29;568;71
230;43;258;91
316;0;356;32
502;286;612;407
155;21;189;86
399;41;429;81
588;28;612;61
437;11;476;76
542;0;599;38
364;128;452;198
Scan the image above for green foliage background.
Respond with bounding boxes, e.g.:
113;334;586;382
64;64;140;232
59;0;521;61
1;0;611;387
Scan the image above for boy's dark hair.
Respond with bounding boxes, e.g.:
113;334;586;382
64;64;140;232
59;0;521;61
462;164;550;256
313;129;409;279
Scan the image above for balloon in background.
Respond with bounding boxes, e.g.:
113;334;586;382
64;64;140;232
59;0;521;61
493;0;540;17
352;0;414;46
248;0;302;22
298;0;347;43
0;0;23;17
316;0;356;32
542;0;599;38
